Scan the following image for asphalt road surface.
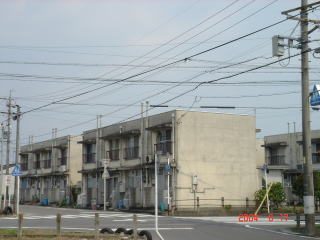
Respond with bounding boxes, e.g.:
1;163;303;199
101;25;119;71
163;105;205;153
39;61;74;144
0;205;314;240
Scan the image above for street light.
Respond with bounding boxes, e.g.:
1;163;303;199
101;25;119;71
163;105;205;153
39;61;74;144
101;159;110;211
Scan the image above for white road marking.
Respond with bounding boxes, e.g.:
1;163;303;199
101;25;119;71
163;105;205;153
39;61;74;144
0;226;193;231
245;225;318;239
113;219;148;222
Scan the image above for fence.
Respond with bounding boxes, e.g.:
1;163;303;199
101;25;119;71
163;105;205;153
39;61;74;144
172;197;319;214
7;213;141;240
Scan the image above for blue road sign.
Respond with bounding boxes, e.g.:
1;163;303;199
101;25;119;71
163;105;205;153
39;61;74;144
12;164;23;176
311;85;320;106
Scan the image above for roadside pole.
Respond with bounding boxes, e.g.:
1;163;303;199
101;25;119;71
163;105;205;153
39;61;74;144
5;95;12;207
154;153;164;240
263;164;270;214
300;0;315;235
14;105;21;214
0;126;4;209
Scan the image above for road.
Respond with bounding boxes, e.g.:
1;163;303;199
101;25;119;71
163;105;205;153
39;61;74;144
0;205;313;240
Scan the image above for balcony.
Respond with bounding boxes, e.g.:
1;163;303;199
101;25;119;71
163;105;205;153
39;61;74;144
267;155;286;165
58;156;67;166
155;141;172;155
83;153;96;164
107;149;120;161
124;147;139;160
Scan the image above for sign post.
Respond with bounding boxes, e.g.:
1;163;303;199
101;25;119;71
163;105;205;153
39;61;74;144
101;159;110;211
12;164;22;214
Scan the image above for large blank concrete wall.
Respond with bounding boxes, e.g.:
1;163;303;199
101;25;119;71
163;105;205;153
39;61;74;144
69;135;83;186
175;111;259;206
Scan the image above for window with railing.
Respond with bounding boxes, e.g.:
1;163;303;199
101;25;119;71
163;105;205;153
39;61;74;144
83;143;96;163
155;140;172;155
43;158;51;169
124;136;139;160
83;153;96;163
124;146;139;160
107;149;120;161
34;154;41;169
59;149;67;166
312;153;320;164
155;129;172;155
108;139;120;161
267;155;286;165
20;154;28;171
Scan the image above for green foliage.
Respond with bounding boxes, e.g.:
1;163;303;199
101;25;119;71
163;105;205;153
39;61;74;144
224;204;232;210
254;182;286;208
292;172;320;199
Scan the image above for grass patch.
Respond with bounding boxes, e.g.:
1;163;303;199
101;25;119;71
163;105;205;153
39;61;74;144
0;229;132;239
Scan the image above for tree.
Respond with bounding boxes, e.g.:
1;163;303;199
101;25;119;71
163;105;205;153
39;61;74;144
254;182;286;208
292;172;320;199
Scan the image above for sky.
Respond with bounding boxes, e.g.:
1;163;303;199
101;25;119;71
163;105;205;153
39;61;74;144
0;0;320;149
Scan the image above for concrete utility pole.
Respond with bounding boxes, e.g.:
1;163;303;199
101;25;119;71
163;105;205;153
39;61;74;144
14;105;21;214
301;0;315;235
5;95;12;207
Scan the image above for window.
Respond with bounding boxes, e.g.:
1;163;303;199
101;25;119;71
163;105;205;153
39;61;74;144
124;136;139;160
59;149;67;166
267;147;285;165
155;129;172;155
21;154;28;171
108;139;120;161
83;143;96;163
312;143;320;163
43;151;52;169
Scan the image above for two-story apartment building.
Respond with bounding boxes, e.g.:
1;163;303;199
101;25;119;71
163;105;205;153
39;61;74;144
264;130;320;201
20;135;82;204
80;110;262;210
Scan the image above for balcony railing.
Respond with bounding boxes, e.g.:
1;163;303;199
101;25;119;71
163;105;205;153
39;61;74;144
312;154;320;164
267;155;286;165
124;147;139;160
83;153;96;163
58;156;67;166
107;149;120;161
155;141;172;155
43;159;52;169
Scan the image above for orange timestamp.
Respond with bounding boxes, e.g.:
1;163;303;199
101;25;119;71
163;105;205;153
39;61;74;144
238;214;289;222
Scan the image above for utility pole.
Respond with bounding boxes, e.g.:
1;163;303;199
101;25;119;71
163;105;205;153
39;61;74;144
5;95;12;207
275;1;320;235
13;105;21;214
0;126;4;210
301;0;315;235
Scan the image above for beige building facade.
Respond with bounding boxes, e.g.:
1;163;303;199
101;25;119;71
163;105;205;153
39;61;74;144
20;135;82;204
80;110;262;210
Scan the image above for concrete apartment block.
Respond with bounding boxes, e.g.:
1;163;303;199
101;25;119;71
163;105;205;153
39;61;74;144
19;135;82;204
79;110;262;210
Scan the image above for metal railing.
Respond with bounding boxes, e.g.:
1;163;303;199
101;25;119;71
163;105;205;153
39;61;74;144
83;153;96;163
107;149;120;161
155;141;172;155
267;155;286;165
124;147;139;160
